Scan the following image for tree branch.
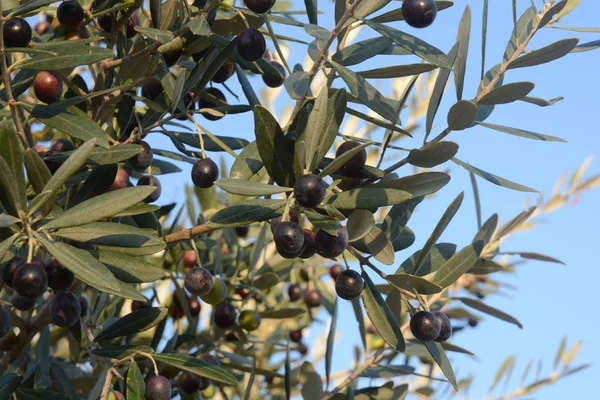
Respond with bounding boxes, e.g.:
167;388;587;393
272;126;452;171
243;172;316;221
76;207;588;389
285;0;366;128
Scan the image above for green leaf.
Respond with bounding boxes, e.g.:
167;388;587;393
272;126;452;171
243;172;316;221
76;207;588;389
499;251;564;264
187;16;211;36
496;206;536;238
134;27;174;43
0;69;36;103
351;297;367;351
24;149;52;194
571;39;600;53
253;105;295;186
44;187;158;230
456;297;523;328
215;179;292;196
15;389;67;400
407;142;459;168
53;222;164;250
476;121;566;142
186;37;237;94
299;362;324;400
49;364;76;400
452;157;537;192
504;7;536;63
35;234;145;301
432;241;485;288
447;100;477;130
0;374;21;398
252;272;279;290
364;19;451;68
325;298;338;388
361;271;405;351
508;38;579;69
284;340;292;400
359;226;395;265
0;121;25;205
386;274;443;295
45;145;144;166
398;243;457;276
36;139;96;209
284;70;311;100
0;234;18;265
304;0;318;24
412;192;464;275
167;131;249;152
260;308;305;319
329;60;400;123
469;258;504;274
539;0;569;27
96;251;165;283
305;88;347;172
357;63;437;79
478;82;535;105
92;345;155;359
0;156;21;217
126;362;145;400
520;96;564;107
473;213;498;246
423;342;458;390
367;172;450;196
95;308;168;342
206;199;287;228
70;165;117;206
236;64;261;106
319;142;370;178
0;215;19;228
331;187;411;210
454;6;471;100
331;37;394;67
152;353;238;386
230;141;263;180
17;46;114;70
426;44;458;138
381;197;423;251
347;210;375;242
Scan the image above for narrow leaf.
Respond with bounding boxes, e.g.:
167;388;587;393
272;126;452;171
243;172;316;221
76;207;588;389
361;271;405;351
508;38;579;69
452;157;537;192
432;241;485;288
152;353;238;386
325;298;338;388
456;297;523;328
95;308;168;341
413;192;464;275
43;187;157;230
126;362;145;400
476;121;566;142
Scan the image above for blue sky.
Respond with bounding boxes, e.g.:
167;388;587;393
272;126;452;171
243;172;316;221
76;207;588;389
141;0;600;398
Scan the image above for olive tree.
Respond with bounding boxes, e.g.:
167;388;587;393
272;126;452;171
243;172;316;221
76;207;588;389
0;0;597;399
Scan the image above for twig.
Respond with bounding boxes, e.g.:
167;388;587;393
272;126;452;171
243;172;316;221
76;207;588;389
284;0;367;128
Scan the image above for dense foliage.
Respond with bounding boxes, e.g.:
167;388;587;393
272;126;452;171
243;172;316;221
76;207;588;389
0;0;598;399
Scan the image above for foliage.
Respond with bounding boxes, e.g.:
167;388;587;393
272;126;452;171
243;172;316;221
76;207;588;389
0;0;598;399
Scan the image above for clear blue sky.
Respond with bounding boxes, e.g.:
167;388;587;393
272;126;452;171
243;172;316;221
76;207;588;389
144;0;600;398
